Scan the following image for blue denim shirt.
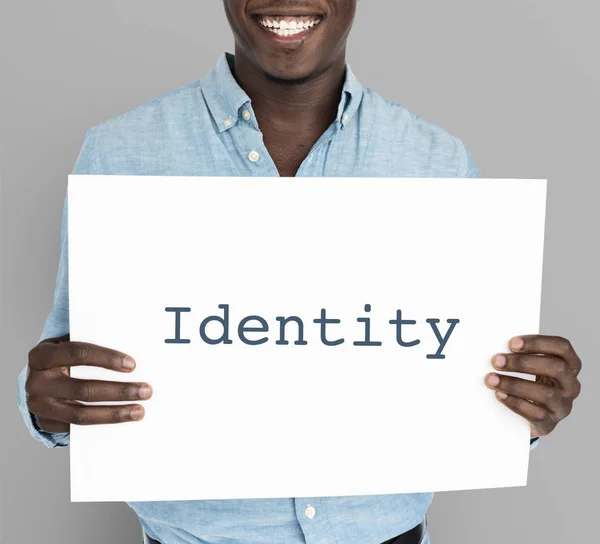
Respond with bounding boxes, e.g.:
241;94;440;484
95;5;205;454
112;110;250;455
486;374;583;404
17;52;537;544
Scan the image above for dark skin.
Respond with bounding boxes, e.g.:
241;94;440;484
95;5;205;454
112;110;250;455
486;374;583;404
26;0;581;439
222;0;357;176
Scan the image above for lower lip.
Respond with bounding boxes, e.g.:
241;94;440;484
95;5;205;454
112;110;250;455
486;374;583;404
253;18;322;42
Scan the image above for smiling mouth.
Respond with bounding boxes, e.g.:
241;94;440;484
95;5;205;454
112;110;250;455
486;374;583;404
252;15;323;38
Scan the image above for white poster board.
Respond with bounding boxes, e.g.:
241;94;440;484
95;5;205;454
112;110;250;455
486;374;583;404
68;176;547;502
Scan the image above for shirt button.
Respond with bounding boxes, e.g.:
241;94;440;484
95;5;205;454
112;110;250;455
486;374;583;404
248;150;260;162
343;113;349;124
304;505;316;519
242;109;251;121
223;118;233;127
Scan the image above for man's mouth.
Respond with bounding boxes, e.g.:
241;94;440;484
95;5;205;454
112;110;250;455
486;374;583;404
253;15;323;38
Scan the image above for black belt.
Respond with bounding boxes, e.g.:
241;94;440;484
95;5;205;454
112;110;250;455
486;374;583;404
146;519;425;544
381;520;426;544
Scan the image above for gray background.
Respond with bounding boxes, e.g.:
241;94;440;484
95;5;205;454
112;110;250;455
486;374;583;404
1;1;598;543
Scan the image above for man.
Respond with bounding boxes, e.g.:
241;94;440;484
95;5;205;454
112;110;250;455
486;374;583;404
17;1;582;543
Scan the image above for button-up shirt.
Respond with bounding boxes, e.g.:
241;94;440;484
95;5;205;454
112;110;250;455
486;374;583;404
18;51;536;544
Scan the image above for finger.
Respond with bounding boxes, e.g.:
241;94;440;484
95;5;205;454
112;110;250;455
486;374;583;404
29;341;136;372
494;392;553;433
27;396;145;425
491;353;581;397
36;417;69;434
45;377;153;402
485;373;566;414
509;335;581;374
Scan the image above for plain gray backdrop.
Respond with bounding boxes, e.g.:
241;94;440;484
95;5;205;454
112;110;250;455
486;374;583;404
1;1;598;543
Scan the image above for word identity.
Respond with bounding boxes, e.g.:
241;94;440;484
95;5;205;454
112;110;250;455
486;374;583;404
165;304;460;359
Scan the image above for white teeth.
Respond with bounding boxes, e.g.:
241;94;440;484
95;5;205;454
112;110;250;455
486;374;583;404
257;16;322;35
267;27;305;37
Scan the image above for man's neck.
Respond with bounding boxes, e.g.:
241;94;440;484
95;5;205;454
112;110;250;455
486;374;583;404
229;49;347;131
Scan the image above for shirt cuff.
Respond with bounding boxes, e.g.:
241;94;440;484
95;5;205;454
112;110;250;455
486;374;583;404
17;364;70;448
529;437;540;451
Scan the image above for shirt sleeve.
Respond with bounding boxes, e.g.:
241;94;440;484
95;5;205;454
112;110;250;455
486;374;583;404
17;127;100;448
462;141;481;178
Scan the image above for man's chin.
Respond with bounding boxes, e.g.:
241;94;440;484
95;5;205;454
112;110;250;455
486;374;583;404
258;58;324;85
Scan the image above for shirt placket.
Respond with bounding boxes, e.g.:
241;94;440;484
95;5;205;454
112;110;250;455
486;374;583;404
296;122;341;177
227;103;280;176
294;497;337;544
227;100;346;178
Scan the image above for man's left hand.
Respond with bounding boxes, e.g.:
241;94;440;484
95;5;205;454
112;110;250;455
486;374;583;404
485;335;582;438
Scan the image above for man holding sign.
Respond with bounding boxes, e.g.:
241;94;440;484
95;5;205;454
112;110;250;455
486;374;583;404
18;1;582;543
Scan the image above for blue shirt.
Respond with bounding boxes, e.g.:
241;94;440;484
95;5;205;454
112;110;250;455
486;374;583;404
18;52;536;544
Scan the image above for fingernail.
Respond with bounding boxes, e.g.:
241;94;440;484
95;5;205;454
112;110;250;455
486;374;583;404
123;356;136;370
130;406;144;420
496;391;508;400
510;337;524;351
493;355;506;368
138;385;153;399
486;373;500;387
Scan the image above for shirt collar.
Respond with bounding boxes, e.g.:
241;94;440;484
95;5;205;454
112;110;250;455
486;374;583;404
200;52;364;133
335;58;363;129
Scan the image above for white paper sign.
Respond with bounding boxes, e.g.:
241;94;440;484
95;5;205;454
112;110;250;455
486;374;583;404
68;176;547;502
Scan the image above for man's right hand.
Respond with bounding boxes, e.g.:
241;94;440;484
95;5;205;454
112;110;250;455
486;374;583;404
26;334;152;433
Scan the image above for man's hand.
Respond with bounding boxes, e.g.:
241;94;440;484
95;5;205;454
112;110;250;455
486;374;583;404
26;334;152;433
485;335;582;437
